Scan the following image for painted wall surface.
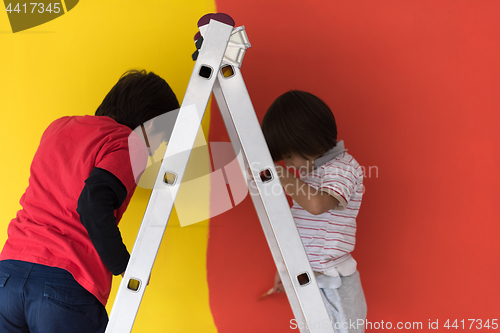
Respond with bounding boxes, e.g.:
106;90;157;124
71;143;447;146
207;0;500;332
0;1;218;332
2;1;500;333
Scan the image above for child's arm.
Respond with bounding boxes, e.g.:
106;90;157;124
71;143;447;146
275;165;339;215
77;167;130;276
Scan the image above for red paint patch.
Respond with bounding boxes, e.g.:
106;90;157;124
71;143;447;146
207;0;500;331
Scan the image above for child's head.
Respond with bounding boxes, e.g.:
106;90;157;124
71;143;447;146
95;69;180;132
261;90;337;163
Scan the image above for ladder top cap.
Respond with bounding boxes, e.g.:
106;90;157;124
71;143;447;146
197;13;235;28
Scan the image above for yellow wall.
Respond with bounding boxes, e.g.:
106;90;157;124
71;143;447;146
0;1;218;332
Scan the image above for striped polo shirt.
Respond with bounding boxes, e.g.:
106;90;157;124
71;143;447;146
291;151;364;273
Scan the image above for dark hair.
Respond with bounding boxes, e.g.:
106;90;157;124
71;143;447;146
261;90;337;161
95;70;180;131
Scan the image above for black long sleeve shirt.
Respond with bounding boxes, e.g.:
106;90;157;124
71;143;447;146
77;167;130;275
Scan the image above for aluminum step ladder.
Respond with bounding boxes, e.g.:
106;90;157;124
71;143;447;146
105;13;335;333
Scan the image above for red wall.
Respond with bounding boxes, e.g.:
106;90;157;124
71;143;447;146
207;1;500;331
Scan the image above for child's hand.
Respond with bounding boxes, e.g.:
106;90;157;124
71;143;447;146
247;167;255;181
259;270;285;300
273;270;285;293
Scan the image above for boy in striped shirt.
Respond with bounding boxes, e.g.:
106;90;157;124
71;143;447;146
261;90;367;333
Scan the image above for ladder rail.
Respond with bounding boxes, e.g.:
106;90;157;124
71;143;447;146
213;68;335;333
105;17;234;333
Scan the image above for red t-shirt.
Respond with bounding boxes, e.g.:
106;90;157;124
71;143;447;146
0;115;148;305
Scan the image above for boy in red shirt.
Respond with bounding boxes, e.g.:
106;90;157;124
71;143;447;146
0;70;179;332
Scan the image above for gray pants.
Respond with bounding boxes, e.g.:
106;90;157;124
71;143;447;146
320;271;367;333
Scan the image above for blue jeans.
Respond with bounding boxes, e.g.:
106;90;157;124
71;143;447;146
0;260;108;333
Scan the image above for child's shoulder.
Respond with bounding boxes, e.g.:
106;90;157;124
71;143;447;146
323;151;360;168
318;152;363;179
